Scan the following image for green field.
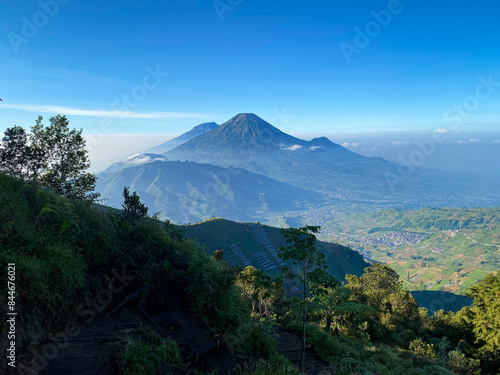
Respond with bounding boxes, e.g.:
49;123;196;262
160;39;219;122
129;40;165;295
262;207;500;294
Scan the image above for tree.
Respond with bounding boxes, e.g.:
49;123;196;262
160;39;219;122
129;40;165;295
314;285;376;336
466;272;500;365
346;263;421;341
0;115;99;201
37;115;98;200
346;263;401;310
122;187;148;221
0;125;28;178
236;266;284;317
278;225;329;370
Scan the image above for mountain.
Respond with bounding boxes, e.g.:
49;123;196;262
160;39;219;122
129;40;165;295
164;113;426;206
99;122;218;174
96;159;322;223
101;153;169;174
146;121;219;154
164;114;360;169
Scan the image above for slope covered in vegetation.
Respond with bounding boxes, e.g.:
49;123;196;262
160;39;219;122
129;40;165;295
1;172;499;375
182;218;369;282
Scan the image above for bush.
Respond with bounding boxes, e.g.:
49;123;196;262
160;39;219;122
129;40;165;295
410;338;438;360
186;246;251;349
236;358;302;375
118;326;182;375
447;351;480;375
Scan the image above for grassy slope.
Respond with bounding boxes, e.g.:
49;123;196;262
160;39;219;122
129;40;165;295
182;218;369;281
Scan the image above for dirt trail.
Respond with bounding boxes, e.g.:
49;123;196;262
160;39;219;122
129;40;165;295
30;303;240;375
275;327;330;375
18;294;329;375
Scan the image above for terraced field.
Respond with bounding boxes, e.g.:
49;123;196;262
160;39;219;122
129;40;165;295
290;207;500;294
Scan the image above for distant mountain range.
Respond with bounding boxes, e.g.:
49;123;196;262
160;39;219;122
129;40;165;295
162;114;454;206
165;113;387;191
96;113;500;223
96;159;321;223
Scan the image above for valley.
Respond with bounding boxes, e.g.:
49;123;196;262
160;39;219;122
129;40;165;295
268;207;500;295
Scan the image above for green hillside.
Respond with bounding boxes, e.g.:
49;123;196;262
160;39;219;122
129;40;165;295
182;218;369;282
1;172;499;374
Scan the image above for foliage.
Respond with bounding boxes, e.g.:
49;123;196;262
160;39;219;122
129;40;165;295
447;350;481;375
122;186;149;221
278;225;330;370
346;263;422;343
236;266;285;317
313;285;377;336
118;326;181;375
2;170;500;375
186;243;255;351
0;115;99;201
466;272;500;370
409;338;437;360
346;263;401;309
0;125;28;179
236;357;302;375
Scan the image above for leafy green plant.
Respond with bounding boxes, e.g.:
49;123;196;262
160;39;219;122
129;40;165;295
118;326;182;375
447;350;480;375
236;358;302;375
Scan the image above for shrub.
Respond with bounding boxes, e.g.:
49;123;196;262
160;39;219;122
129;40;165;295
410;338;437;360
447;351;480;375
118;326;182;375
236;358;302;375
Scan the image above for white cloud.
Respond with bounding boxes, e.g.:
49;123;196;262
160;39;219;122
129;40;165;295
123;154;167;165
493;140;500;144
392;140;411;146
1;103;213;119
284;144;303;151
433;128;448;134
457;139;483;144
341;142;359;148
124;153;141;160
310;145;325;150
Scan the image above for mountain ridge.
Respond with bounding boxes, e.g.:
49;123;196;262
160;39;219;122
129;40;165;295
96;159;323;223
164;113;399;197
146;121;219;154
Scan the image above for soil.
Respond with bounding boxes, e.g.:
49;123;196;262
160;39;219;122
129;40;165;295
13;290;330;375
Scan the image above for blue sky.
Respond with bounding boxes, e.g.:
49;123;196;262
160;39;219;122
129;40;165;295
1;1;500;149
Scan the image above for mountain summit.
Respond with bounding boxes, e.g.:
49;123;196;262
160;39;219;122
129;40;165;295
173;113;301;149
164;113;394;193
219;113;292;139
